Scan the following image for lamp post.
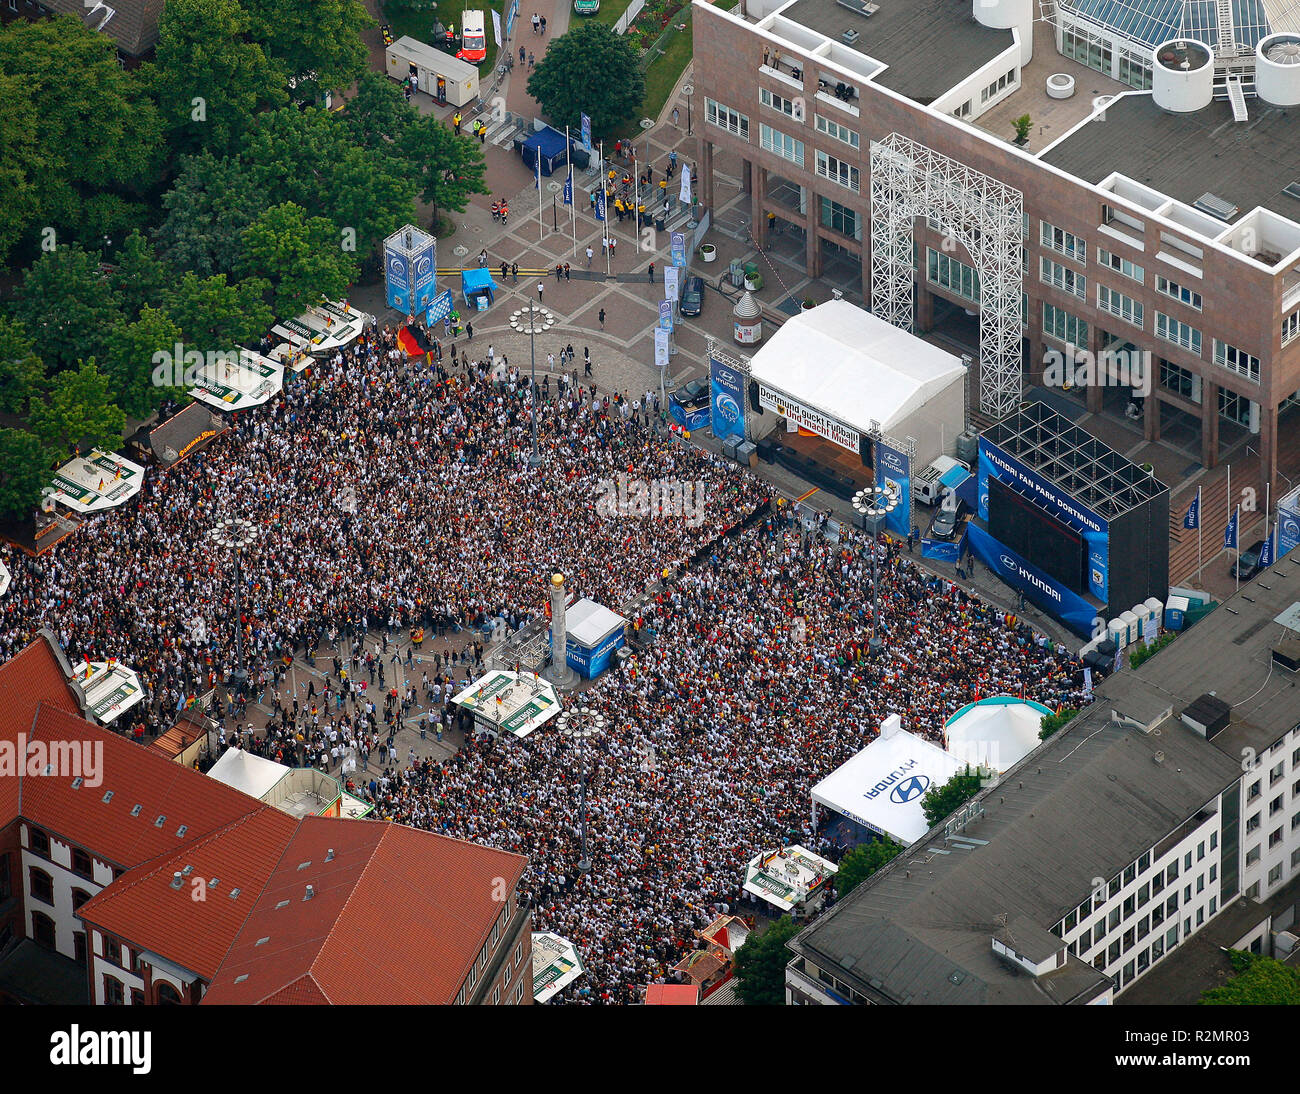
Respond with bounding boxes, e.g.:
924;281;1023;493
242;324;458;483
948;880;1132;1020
556;704;606;874
683;82;694;136
518;299;547;468
852;485;899;658
207;517;258;701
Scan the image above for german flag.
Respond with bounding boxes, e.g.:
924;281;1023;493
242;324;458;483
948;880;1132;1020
398;325;433;357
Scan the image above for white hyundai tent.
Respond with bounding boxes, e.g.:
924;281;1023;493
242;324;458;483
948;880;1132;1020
811;715;964;847
748;299;966;466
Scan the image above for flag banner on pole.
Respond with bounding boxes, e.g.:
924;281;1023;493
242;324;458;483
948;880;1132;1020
1260;525;1275;567
595;188;606;221
670;231;687;268
658;299;673;332
1224;508;1239;549
1183;491;1199;529
492;7;502;45
581;113;592;152
663;264;679;301
680;165;691;205
563;173;573;206
654;328;669;367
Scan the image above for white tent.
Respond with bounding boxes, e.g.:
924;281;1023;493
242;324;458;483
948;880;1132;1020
811;715;964;847
748;299;966;465
71;659;147;725
207;747;289;801
567;599;627;647
0;560;9;599
943;696;1050;773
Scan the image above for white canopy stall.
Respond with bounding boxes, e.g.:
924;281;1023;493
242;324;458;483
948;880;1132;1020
71;660;146;725
189;348;284;412
45;450;145;514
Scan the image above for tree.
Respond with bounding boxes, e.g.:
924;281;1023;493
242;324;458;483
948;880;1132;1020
28;360;125;458
0;428;50;520
0;72;44;264
920;765;985;829
12;246;123;373
1201;950;1300;1005
239;203;359;318
527;23;645;139
0;317;46;417
733;916;800;1006
104;307;186;420
400;114;490;226
108;232;168;322
835;839;902;898
241;0;372;105
344;72;415;153
1039;707;1079;740
164;272;274;351
156;153;270;278
1013;114;1033;145
151;0;286;157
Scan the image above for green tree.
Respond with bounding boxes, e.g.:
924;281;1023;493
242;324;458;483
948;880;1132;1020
401;113;490;227
239;203;359;318
1039;707;1079;741
0;428;50;520
0;18;163;260
835;839;902;898
1201;950;1300;1005
164;272;274;351
156;153;270;278
920;765;985;829
344;72;415;153
241;0;372;104
13;246;123;372
108;232;168;322
104;307;186;420
1013;114;1033;145
28;360;125;458
151;0;286;156
733;916;800;1006
527;23;645;139
0;317;46;417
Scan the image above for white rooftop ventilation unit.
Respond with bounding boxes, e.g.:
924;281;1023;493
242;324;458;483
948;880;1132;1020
972;0;1034;65
1152;39;1214;113
1256;34;1300;107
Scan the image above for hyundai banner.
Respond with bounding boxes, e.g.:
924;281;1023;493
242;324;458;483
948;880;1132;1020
1279;484;1300;561
680;165;691;206
663;264;679;302
670;231;687;268
654;327;669;368
425;288;455;326
581;113;592;153
658;299;673;332
710;356;745;442
385;246;411;313
874;441;911;538
966;524;1097;637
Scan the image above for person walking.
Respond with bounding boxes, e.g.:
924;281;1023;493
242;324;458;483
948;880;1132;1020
648;262;655;282
584;349;592;377
466;319;474;340
608;236;616;258
586;245;594;267
555;263;563;282
528;51;535;68
537;281;544;302
672;107;680;127
563;262;571;281
540;14;546;33
598;307;606;329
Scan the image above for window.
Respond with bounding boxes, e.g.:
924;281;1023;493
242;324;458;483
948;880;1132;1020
1043;301;1088;349
705;98;750;141
1155;311;1202;355
1247;813;1261;833
1245;845;1261;865
1079;926;1091;950
1097;247;1144;283
1041;221;1086;262
980;69;1016;104
29;867;53;906
1269;828;1283;848
1159;358;1195;399
1138;914;1150;938
1108;907;1121;931
760;87;799;118
71;847;93;879
1196;907;1205;927
1210;864;1217;882
760;124;803;166
1138;883;1150;906
104;976;124;1006
1214;341;1260;383
1124;863;1137;885
928;249;980;303
1139;852;1151;872
1151;870;1164;895
31;911;56;949
72;888;92;913
1167;859;1179;883
1123;895;1136;918
1197;841;1205;861
130;989;144;1006
104;937;122;967
156;983;182;1006
1197;874;1205;893
1108;940;1121;964
1102;204;1144;234
29;828;49;857
1064;910;1078;931
1041;256;1086;299
1152;904;1164;929
821;197;861;241
1271;795;1285;816
1269;864;1285;885
1062;24;1112;75
1155;274;1202;310
1283;310;1300;347
1097;284;1143;327
815;113;858;148
1118;50;1152;89
1249;780;1262;802
1210;832;1217;851
1219;388;1253;427
816;150;859;192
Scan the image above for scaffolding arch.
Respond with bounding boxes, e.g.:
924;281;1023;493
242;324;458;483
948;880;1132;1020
869;133;1025;421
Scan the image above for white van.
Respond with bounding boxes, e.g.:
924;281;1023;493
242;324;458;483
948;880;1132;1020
914;455;970;506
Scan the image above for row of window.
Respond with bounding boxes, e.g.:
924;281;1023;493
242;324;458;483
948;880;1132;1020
980;69;1016;105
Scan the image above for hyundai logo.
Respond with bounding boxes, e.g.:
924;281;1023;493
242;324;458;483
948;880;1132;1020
1286;518;1300;538
890;775;930;803
980;493;989;510
999;554;1018;571
880;452;906;474
414;254;432;276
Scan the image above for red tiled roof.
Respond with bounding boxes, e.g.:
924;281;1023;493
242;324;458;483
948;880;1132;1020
20;704;264;869
0;636;84;825
644;984;699;1005
76;807;299;980
203;817;528;1004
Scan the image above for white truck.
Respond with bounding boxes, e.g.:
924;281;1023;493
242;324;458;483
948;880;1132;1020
913;455;970;506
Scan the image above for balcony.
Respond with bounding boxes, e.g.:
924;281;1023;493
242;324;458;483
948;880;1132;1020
759;62;804;91
1282;271;1300;313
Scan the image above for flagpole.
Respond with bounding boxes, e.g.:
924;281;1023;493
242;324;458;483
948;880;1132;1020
1235;504;1241;593
1196;485;1202;584
536;155;544;245
566;125;576;258
602;140;611;278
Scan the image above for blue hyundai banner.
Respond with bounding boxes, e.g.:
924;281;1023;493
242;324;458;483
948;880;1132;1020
563;173;573;206
709;355;745;442
658;299;673;332
595;188;606;222
581;113;591;153
1183;491;1199;529
385;246;411;312
1260;526;1275;568
1224;508;1239;549
669;400;710;431
921;533;964;563
875;441;911;538
1280;488;1300;560
965;523;1097;637
425;288;455;326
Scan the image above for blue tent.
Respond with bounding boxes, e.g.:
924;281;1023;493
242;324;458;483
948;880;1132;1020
461;268;497;308
517;125;590;176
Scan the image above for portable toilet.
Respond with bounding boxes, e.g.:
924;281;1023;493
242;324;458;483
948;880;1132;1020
1144;596;1165;630
1108;617;1129;649
1120;609;1140;646
1165;595;1189;630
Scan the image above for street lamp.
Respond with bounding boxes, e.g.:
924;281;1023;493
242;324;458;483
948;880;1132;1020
207;517;258;700
556;704;606;874
518;299;547;468
683;82;694;137
852;484;900;658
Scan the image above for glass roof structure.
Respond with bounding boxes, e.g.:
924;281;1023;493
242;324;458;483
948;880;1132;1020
1060;0;1300;51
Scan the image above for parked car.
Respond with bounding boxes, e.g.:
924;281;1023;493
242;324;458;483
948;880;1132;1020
674;378;709;409
680;276;704;317
930;502;962;541
574;0;600;11
1230;538;1267;580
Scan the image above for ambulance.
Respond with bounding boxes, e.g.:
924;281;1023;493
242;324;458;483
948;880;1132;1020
457;9;487;64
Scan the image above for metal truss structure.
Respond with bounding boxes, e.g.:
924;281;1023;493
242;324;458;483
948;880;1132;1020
869;132;1026;420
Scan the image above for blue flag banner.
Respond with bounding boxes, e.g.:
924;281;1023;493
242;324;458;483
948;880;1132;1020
563;173;573;206
1224;508;1239;549
1260;526;1275;567
595;188;606;222
581;113;592;153
1183;491;1199;530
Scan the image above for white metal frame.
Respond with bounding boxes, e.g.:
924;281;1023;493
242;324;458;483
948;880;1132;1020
869;133;1025;420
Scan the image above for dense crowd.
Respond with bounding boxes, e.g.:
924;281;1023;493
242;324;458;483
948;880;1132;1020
0;319;1089;1004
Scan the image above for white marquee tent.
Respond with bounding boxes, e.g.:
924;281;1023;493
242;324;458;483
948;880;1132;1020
943;696;1050;773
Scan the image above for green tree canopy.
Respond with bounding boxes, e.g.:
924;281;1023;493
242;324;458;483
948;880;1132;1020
151;0;286;156
835;839;903;899
109;232;169;322
920;765;986;829
1200;950;1300;1005
13;246;122;373
527;23;645;140
156;153;270;278
163;272;274;351
733;916;801;1006
0;428;50;521
241;0;371;104
28;360;125;458
104;307;186;420
344;72;416;153
0;72;44;264
0;317;46;418
239;203;360;318
400;113;490;225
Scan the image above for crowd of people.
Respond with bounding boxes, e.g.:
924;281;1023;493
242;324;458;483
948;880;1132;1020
0;317;1090;1004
